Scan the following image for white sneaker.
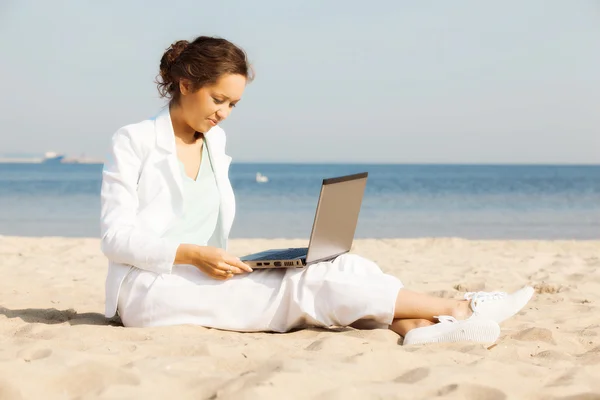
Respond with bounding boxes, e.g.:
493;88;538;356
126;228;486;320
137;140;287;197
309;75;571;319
402;316;500;346
466;286;534;324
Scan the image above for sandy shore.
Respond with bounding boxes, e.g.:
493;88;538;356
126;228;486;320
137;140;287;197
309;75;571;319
0;236;599;399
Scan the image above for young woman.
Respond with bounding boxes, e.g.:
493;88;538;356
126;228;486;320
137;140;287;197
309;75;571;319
100;36;534;345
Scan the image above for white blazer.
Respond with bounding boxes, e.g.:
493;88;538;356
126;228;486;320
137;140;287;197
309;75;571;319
100;108;236;318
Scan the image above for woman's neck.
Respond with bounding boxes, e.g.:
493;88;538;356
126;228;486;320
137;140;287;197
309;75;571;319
169;103;199;145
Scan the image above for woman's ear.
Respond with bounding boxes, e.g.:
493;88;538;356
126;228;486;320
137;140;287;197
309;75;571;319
179;79;192;95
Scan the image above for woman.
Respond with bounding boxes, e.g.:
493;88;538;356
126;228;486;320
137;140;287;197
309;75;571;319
101;36;533;345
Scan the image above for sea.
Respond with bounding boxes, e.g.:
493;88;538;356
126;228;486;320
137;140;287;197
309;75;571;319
0;163;598;240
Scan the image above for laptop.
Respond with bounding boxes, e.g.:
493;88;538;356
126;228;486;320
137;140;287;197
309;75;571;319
240;172;368;269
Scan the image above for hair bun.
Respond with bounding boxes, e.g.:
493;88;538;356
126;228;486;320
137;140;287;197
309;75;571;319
158;40;189;95
162;40;189;68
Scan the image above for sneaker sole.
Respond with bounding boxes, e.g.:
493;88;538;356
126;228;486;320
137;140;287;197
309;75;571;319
470;286;535;325
403;319;500;346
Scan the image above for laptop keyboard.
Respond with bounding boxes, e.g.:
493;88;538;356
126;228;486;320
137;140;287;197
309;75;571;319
252;247;308;261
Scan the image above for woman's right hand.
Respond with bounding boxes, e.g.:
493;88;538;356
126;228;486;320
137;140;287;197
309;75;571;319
176;244;253;280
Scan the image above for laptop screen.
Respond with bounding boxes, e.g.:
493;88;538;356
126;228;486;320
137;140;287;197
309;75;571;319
305;172;368;264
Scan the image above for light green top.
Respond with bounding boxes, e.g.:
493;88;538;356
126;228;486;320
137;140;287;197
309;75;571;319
163;140;220;246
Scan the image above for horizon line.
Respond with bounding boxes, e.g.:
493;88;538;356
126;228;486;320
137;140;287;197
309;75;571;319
230;161;600;166
0;160;598;167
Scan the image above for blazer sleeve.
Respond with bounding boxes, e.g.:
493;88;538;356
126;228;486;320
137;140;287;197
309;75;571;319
100;127;179;274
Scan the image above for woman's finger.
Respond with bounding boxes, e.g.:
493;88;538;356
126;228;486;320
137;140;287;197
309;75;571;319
225;256;253;273
216;263;244;275
211;267;235;280
211;269;229;280
199;265;228;280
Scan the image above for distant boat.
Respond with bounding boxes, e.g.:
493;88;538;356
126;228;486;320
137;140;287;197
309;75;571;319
42;152;66;164
256;172;269;183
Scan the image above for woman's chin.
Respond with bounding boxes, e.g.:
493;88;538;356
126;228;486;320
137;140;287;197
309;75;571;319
191;126;206;135
195;122;213;133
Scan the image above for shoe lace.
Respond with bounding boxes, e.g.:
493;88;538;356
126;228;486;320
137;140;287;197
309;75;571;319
464;291;507;313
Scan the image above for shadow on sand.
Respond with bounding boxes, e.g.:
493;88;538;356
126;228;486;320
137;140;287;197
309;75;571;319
0;306;122;326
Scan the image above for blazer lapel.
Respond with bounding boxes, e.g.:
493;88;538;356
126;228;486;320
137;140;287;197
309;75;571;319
153;108;184;215
204;129;235;243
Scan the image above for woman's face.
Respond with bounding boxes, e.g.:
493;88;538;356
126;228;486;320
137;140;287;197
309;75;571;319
179;73;246;133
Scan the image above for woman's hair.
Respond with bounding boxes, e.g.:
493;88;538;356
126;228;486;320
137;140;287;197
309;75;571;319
156;36;253;104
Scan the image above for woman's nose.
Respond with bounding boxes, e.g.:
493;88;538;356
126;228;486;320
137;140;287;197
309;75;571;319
216;107;229;121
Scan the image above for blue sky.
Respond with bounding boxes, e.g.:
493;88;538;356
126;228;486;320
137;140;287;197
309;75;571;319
0;1;598;163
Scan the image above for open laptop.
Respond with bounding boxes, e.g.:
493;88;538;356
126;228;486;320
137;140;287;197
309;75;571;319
240;172;368;269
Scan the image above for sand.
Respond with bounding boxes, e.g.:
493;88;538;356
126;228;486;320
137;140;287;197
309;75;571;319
0;236;599;399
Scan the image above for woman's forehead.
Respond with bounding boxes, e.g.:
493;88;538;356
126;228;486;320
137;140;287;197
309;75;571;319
207;74;246;100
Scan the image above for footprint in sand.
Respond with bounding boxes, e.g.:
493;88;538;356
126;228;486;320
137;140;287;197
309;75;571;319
207;360;284;399
13;325;34;337
552;393;600;400
577;346;600;365
13;324;59;340
545;368;578;387
511;327;556;345
305;338;325;351
304;335;364;354
566;273;586;282
580;326;599;337
533;349;573;362
393;367;430;384
49;361;141;398
434;383;506;400
17;347;52;362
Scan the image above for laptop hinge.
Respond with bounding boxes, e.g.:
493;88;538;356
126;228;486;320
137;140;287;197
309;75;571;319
305;250;349;266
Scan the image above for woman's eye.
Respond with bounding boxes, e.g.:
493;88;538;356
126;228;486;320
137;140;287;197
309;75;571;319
229;103;237;108
213;97;225;104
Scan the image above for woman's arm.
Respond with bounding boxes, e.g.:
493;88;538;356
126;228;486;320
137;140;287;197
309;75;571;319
100;127;179;274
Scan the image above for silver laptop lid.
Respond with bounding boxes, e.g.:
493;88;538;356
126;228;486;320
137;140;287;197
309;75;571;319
305;172;368;264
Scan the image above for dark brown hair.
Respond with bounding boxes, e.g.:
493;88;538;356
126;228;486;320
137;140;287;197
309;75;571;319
156;36;253;104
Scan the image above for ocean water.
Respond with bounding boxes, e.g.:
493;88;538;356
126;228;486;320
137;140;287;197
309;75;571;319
0;163;598;239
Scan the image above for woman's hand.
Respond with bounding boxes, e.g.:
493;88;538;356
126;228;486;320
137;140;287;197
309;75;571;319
176;244;253;280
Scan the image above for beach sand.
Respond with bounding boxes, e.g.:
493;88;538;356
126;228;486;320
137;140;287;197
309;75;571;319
1;236;599;399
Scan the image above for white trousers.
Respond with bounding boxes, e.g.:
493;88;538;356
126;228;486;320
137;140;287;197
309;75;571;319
117;254;403;332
